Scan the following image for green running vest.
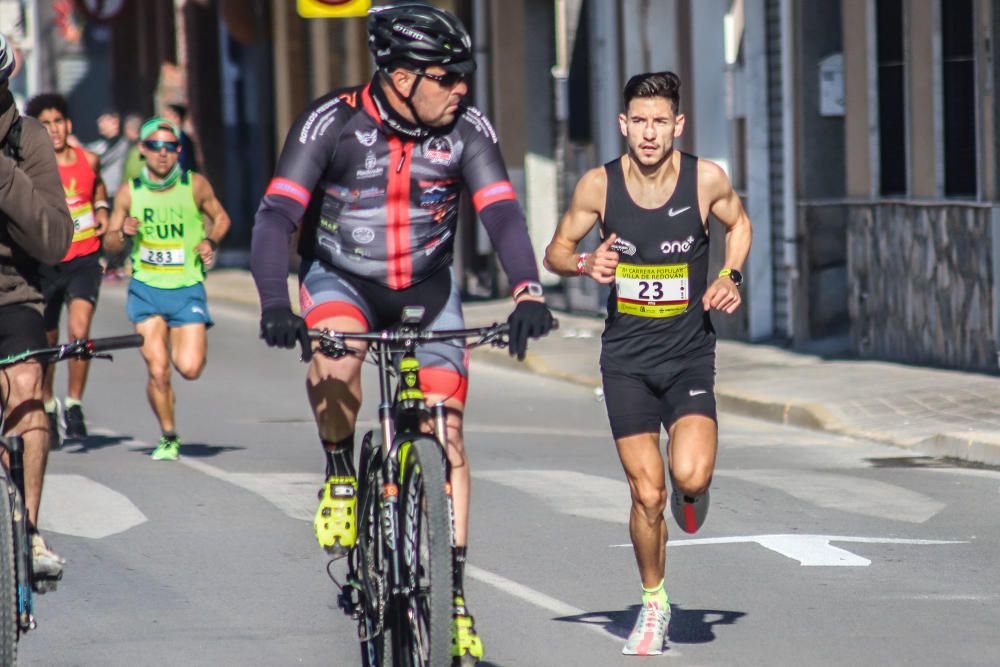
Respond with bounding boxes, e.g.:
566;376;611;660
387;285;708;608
129;172;205;289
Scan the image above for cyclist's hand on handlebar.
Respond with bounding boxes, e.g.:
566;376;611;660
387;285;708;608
260;308;312;361
507;300;556;361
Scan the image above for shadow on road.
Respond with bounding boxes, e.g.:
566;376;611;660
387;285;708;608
132;442;245;458
554;603;746;646
60;433;132;453
667;604;747;643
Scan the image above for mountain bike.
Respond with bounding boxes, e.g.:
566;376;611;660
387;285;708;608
0;334;144;664
310;307;518;667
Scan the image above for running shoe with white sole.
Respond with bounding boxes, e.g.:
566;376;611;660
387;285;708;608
622;600;670;656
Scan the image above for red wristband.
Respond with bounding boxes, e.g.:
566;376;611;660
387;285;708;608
576;253;589;275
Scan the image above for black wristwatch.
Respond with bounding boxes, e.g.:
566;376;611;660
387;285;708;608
719;268;743;288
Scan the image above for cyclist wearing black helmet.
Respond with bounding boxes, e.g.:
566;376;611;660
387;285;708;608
251;5;555;663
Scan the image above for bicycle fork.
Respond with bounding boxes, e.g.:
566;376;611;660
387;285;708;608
5;435;35;631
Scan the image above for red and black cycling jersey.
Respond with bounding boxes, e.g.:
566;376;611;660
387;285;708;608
253;81;538;310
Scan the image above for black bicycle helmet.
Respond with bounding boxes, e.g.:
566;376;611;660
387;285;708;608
368;3;476;74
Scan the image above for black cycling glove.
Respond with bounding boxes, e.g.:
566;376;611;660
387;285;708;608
260;308;312;361
507;300;556;361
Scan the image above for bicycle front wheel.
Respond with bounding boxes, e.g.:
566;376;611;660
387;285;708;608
399;436;453;666
0;475;19;665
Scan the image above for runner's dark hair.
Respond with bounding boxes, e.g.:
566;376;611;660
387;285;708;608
622;72;681;114
25;92;70;119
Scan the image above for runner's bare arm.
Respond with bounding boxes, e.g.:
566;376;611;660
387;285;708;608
698;159;752;313
545;168;619;282
103;185;134;253
87;150;110;235
192;173;230;266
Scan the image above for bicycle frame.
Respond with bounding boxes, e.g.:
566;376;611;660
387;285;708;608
311;316;511;666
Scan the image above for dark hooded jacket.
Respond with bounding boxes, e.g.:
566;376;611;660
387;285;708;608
0;88;73;312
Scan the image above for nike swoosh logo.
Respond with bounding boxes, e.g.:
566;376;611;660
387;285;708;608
668;206;691;217
688;389;707;397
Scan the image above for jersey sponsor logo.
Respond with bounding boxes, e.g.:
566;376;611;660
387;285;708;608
423;136;454;165
660;236;696;254
356;150;383;179
298;98;339;144
668;206;691;217
355;128;378;147
610;237;637;257
352;226;375;244
461;106;499;143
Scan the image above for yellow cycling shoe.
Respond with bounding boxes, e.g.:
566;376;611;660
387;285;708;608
314;475;357;557
451;595;484;665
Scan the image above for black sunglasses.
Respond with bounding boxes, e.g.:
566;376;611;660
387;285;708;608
143;140;180;153
418;70;466;87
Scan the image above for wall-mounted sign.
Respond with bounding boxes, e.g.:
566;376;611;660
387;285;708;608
297;0;371;18
819;53;844;117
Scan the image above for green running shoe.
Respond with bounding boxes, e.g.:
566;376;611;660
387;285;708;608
151;435;181;461
314;475;357;556
451;595;484;665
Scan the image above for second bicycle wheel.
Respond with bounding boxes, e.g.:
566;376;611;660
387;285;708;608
357;431;393;667
399;435;453;666
0;475;19;665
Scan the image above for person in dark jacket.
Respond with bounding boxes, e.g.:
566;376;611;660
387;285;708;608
0;33;75;580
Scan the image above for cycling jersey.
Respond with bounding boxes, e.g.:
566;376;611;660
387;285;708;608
252;80;539;310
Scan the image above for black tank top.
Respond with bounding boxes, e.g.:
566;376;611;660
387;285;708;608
600;152;715;374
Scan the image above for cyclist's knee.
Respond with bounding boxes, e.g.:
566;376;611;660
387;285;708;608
3;362;42;402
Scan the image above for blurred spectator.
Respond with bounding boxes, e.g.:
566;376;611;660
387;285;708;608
122;111;144;184
160;103;199;173
86;109;128;196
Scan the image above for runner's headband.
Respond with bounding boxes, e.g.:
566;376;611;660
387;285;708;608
139;117;180;141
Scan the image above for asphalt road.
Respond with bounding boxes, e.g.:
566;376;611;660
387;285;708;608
18;286;1000;666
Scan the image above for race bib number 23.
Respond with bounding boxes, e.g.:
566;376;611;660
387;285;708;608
615;262;689;318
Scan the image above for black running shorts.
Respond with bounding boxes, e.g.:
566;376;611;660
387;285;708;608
0;304;47;358
601;354;717;440
39;253;103;331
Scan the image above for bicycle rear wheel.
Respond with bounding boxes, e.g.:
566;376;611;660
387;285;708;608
0;475;19;665
398;436;453;666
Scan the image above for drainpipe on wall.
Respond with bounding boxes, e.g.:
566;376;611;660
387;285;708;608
779;0;798;339
473;0;492;257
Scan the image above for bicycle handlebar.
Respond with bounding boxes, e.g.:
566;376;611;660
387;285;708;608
0;334;145;369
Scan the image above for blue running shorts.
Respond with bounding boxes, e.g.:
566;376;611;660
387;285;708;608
126;279;214;328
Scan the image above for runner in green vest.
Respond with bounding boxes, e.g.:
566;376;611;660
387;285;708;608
104;117;230;460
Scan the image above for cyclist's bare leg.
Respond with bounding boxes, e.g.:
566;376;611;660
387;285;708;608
666;415;717;497
65;298;95;400
169;323;207;381
136;316;175;433
423;396;468;545
615;431;667;589
1;361;48;526
306;316;368;445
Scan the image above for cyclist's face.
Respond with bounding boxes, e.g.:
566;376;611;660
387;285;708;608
140;129;181;176
409;66;468;128
619;97;685;168
36;109;71;152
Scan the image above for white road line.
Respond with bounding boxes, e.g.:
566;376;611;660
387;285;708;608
610;534;968;567
474;470;628;523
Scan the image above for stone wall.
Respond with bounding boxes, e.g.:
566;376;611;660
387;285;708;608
847;203;996;371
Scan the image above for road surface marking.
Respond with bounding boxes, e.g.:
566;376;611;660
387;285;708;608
716;468;944;523
179;457;316;520
39;474;148;538
474;470;628;523
610;534;967;566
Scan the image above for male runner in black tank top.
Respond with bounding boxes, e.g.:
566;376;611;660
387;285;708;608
545;72;752;657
